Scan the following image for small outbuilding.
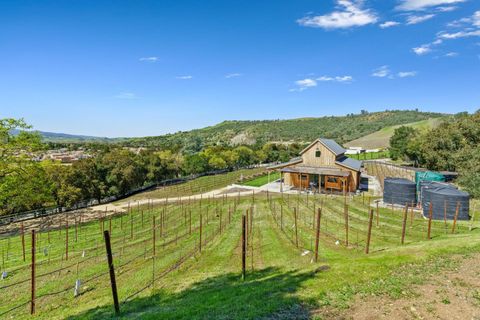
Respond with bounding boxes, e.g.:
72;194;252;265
268;138;362;192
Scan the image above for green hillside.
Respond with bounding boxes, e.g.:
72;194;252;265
120;110;444;149
344;117;444;149
32;110;444;149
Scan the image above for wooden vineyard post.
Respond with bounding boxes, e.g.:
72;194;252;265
451;202;460;234
103;231;120;315
365;209;374;254
376;201;379;227
344;204;349;247
280;205;283;230
152;216;156;256
294;207;299;248
241;215;246;281
314;208;322;262
75;218;78;242
65;219;69;261
401;204;408;245
189;210;192;235
30;230;36;315
219;209;223;234
21;222;26;262
130;213;133;239
199;214;203;253
427;203;433;240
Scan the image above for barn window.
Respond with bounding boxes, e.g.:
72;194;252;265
315;149;321;158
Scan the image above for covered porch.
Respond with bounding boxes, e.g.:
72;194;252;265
279;165;353;193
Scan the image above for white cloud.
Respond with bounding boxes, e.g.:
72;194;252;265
114;92;137;99
406;14;435;25
398;71;417;77
412;44;433;55
380;21;401;28
438;30;480;39
225;73;242;78
396;0;466;11
290;78;317;92
139;57;159;62
297;0;378;29
317;75;354;82
473;10;480;27
371;65;391;77
176;75;193;80
445;51;459;57
436;6;458;12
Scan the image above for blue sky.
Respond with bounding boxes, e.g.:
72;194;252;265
1;0;479;137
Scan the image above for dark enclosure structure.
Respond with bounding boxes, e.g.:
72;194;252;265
418;181;456;205
383;177;417;206
422;185;470;220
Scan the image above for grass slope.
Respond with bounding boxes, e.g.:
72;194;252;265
345;118;444;149
0;191;478;319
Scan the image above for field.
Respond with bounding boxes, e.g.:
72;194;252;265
345;118;443;149
241;172;281;187
1;186;479;319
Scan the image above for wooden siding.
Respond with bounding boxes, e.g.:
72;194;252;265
301;141;337;166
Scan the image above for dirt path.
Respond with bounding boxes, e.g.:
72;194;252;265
315;253;480;320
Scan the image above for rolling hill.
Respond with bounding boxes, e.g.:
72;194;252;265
344;117;444;149
26;110;445;148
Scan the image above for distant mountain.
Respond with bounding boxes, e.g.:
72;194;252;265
16;110;446;147
11;129;117;143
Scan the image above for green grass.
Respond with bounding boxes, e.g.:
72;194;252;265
345;118;444;149
0;192;479;319
241;172;281;187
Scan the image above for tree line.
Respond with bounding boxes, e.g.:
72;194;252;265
0;118;302;214
389;111;480;198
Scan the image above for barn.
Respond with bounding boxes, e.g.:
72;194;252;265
268;138;362;193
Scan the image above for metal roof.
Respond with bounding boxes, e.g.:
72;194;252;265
335;156;362;171
280;165;350;177
267;157;303;170
319;138;346;156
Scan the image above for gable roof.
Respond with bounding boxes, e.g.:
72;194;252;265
300;138;346;156
335;156;362;171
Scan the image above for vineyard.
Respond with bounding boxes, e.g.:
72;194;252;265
0;188;479;319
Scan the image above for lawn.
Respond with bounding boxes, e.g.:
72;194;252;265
0;191;478;319
241;172;281;187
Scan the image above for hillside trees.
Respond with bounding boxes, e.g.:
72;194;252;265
389;126;418;160
393;112;480;197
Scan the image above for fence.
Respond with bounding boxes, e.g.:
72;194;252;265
0;166;268;226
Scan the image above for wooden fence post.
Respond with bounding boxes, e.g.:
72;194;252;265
314;208;322;262
241;215;246;280
30;230;36;315
199;214;203;253
294;207;299;248
401;204;408;245
21;222;26;262
280;205;283;230
103;231;120;315
451;202;460;234
427;203;433;240
65;219;69;261
152;216;156;256
365;209;374;254
344;204;349;247
376;201;379;227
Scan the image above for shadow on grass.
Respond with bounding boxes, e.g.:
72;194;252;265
67;267;320;320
